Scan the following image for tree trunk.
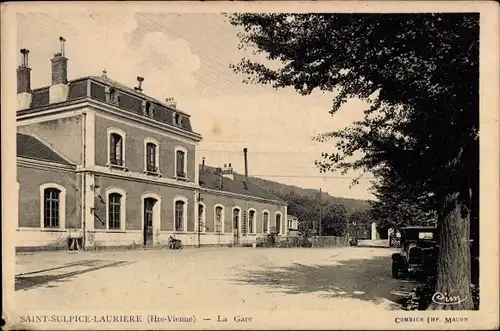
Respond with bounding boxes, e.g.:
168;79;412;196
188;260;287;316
430;191;473;310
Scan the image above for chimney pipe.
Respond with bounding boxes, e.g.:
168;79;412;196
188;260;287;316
17;48;32;110
17;49;31;93
50;37;69;103
202;157;205;171
51;37;68;85
243;148;249;181
21;48;29;67
135;76;144;92
59;36;66;56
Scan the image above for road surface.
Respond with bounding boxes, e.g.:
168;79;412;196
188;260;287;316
14;246;419;313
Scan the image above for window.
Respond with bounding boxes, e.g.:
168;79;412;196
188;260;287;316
173;112;182;126
174;197;187;232
248;209;256;234
108;193;122;229
146;143;156;170
105;87;120;106
214;205;224;233
110;134;123;165
107;128;126;167
275;212;282;235
263;211;269;234
418;232;434;240
142;100;155;117
233;208;241;233
144;138;160;174
105;187;126;231
40;183;66;229
175;146;187;179
44;188;60;228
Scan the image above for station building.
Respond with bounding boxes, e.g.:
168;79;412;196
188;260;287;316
15;39;287;251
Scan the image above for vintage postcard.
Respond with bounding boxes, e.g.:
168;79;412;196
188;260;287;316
1;1;499;330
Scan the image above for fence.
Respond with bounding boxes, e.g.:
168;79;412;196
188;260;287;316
309;236;347;247
256;234;348;248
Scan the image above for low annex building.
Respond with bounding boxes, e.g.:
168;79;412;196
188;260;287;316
15;38;287;251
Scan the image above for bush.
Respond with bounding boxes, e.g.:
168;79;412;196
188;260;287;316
255;234;277;248
298;236;312;247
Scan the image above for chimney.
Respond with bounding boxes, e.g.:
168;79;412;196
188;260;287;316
243;148;249;181
221;163;234;181
166;97;177;109
135;76;144;92
201;157;205;171
17;49;32;110
243;148;249;189
49;37;69;104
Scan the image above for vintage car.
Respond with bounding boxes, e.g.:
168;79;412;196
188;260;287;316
391;226;438;279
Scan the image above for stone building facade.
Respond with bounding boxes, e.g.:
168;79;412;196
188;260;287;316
15;39;287;251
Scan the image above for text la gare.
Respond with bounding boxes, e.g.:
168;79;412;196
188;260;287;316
218;315;252;322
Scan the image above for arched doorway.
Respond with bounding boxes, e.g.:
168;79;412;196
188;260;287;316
143;197;158;246
233;207;241;244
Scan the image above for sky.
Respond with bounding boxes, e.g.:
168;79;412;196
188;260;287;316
17;12;374;200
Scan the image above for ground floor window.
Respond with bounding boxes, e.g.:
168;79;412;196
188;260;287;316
275;213;282;234
263;211;269;233
248;209;255;234
215;205;224;233
174;199;186;231
43;188;60;228
108;193;122;229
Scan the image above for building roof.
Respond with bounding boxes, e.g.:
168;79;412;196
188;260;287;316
17;133;71;165
199;166;287;205
23;75;194;133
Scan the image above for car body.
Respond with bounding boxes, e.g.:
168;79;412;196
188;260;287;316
391;226;438;279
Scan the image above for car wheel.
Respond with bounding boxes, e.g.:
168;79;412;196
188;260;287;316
392;261;400;279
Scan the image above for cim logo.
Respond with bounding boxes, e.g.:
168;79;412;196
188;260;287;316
431;292;468;305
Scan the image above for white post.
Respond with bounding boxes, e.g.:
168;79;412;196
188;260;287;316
371;222;377;241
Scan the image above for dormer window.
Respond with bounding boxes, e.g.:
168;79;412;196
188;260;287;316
173;112;182;127
105;87;119;106
142;100;155;118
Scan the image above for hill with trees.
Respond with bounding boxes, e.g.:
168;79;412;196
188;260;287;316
247;175;373;237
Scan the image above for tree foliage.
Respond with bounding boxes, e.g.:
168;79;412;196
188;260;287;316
282;191;348;236
228;13;479;310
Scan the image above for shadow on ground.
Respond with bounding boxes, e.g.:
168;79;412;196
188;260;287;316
232;255;420;309
15;259;133;291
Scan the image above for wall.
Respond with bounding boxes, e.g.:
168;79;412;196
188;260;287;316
17;115;83;164
200;190;287;237
17;164;81;250
86;175;286;248
94;115;197;181
90;175;195;236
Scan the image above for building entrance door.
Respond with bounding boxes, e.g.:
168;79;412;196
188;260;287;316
143;198;156;246
233;208;240;244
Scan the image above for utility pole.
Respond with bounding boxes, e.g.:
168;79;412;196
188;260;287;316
318;188;323;237
197;191;202;248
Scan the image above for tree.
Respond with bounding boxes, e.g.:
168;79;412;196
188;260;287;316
370;169;437;231
280;191;347;236
228;13;479;310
